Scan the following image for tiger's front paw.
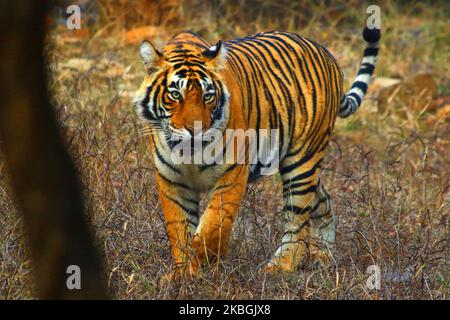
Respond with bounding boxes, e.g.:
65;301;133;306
191;232;228;268
159;262;199;285
309;250;332;269
307;240;335;269
260;259;296;274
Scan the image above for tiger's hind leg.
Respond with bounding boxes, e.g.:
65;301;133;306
309;182;336;267
265;152;323;272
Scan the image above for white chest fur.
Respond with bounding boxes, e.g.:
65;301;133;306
152;138;230;192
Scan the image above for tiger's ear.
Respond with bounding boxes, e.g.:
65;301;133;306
140;40;165;74
202;41;226;71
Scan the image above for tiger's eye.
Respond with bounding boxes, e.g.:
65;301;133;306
170;91;181;100
204;92;215;101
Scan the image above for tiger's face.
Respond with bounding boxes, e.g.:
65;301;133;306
134;35;230;148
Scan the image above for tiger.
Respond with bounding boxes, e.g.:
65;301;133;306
133;24;380;276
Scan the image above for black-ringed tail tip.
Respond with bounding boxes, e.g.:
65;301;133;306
363;26;381;43
338;26;381;118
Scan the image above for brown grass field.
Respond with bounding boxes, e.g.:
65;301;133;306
0;0;449;299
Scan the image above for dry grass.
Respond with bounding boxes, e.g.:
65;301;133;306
0;1;449;299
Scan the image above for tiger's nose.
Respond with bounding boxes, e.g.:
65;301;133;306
184;120;206;136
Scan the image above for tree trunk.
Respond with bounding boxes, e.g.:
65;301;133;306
0;1;108;299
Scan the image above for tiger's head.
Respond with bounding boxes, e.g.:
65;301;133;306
134;32;230;148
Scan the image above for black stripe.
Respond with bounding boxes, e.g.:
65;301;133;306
310;197;328;213
173;62;207;69
364;47;379;57
157;171;189;190
348;92;362;105
280;150;315;175
358;63;375;75
310;209;331;220
163;194;198;218
286;185;317;197
140;85;154;120
283;205;311;215
154;145;181;174
284;160;322;183
282;220;309;236
283;180;311;191
351;81;368;94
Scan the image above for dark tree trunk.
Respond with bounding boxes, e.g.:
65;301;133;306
0;1;108;299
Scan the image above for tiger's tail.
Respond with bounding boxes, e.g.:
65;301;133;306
338;26;381;118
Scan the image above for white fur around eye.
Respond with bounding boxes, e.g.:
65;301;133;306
209;45;217;52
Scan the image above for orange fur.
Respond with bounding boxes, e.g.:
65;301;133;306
134;28;379;275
